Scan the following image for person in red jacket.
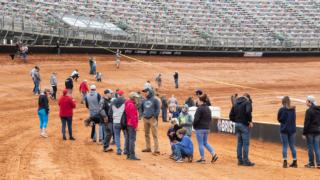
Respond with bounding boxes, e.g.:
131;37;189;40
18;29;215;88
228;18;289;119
79;80;89;104
59;89;76;140
125;92;140;160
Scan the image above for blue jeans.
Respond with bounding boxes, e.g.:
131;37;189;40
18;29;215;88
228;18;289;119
91;122;97;140
61;117;73;138
113;123;128;153
103;122;113;149
280;133;297;160
172;144;192;159
34;80;40;94
38;109;48;129
306;134;320;165
99;123;105;141
92;64;96;75
126;126;137;158
174;79;179;88
195;129;214;159
235;123;250;163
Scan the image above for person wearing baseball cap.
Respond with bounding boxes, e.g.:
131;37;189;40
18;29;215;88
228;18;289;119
100;89;114;152
84;84;102;142
110;89;128;155
141;88;161;155
303;95;320;168
124;92;141;160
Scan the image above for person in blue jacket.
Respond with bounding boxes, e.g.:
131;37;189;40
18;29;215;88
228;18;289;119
171;128;193;163
278;96;297;168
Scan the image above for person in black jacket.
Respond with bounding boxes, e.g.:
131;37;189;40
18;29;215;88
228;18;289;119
229;93;255;166
37;88;51;138
303;96;320;168
100;89;114;152
185;96;195;107
65;76;73;92
173;71;179;89
193;94;218;164
278;96;297;168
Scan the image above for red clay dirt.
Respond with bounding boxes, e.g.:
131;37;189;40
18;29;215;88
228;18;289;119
0;54;320;179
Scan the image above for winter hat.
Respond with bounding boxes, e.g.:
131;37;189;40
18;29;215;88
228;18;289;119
195;89;203;96
90;84;96;90
307;95;317;105
129;92;139;99
182;104;189;112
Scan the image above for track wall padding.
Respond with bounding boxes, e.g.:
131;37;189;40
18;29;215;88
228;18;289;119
211;119;307;148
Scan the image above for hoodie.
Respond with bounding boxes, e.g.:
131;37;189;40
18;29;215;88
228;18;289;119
303;105;320;135
109;96;126;124
229;96;252;126
176;135;194;155
142;89;160;119
125;99;138;129
58;93;76;117
85;91;101;116
277;107;296;135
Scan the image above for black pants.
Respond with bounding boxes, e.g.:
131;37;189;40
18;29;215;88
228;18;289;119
103;122;113;149
162;108;167;122
61;117;73;138
52;85;57;99
126;126;137;159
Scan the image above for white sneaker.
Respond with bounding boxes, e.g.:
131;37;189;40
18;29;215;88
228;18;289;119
40;132;48;138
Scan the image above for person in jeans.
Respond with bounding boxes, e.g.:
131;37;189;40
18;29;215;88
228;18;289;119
109;90;128;155
229;93;255;166
278;96;297;168
141;88;160;155
171;128;194;163
30;66;39;94
303;96;320;168
100;89;114;152
85;85;101;142
193;94;218;163
58;89;76;140
79;80;89;104
125;92;140;160
50;72;57;100
38;88;50;138
161;96;168;122
33;67;41;95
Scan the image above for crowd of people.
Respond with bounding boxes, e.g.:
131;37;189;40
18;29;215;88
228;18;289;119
31;56;320;168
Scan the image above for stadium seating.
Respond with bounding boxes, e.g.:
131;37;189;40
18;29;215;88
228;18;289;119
1;0;320;48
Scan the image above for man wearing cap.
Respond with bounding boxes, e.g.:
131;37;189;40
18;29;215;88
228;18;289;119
79;80;89;104
85;84;101;142
100;89;114;152
125;92;141;160
141;88;160;155
58;89;76;140
303;96;320;168
109;90;128;155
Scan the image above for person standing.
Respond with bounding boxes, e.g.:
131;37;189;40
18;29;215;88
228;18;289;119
65;76;73;92
38;88;50;138
100;89;114;152
178;104;193;137
155;73;162;89
136;91;144;120
50;72;58;100
56;41;60;55
92;60;97;75
115;49;121;69
30;66;38;94
303;96;320;168
193;94;218;163
33;67;41;95
173;71;179;89
79;80;89;104
161;96;168;122
85;85;101;142
229;93;255;166
89;57;94;75
125;92;141;160
109;90;127;155
58;89;76;140
144;81;153;90
141;88;160;155
278;96;297;168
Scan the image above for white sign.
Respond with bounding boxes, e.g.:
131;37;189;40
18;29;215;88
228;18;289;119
217;119;236;134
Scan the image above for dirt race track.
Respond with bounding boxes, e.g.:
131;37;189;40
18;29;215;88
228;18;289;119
1;54;320;179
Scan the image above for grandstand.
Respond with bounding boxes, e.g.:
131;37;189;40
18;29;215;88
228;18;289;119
1;0;320;51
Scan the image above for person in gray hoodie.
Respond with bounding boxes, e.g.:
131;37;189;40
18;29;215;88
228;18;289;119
85;84;101;142
109;90;128;155
141;88;160;155
50;72;57;100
